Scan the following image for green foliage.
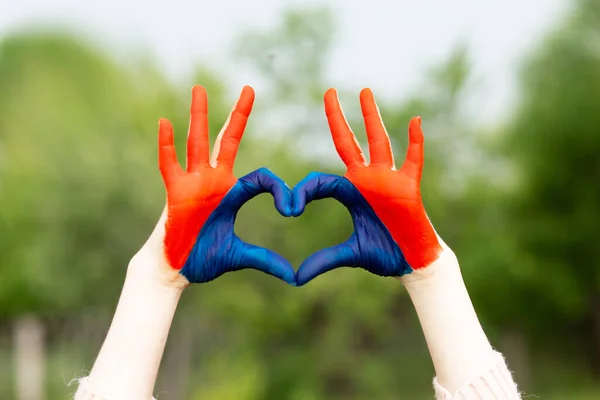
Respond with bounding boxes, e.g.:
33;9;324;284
0;32;157;314
503;0;600;336
1;2;600;399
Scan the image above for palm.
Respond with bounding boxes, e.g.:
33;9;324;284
167;168;236;210
346;166;420;205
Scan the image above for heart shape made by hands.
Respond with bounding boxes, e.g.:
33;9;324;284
159;85;442;287
225;170;420;286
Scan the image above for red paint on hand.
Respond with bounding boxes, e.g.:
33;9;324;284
158;85;255;269
324;88;442;269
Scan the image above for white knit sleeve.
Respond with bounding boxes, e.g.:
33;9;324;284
433;352;521;399
74;377;157;400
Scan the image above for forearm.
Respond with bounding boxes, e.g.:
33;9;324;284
76;212;185;400
402;248;493;390
401;245;519;398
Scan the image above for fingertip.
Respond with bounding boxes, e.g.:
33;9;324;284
291;186;306;217
291;200;304;217
295;254;321;286
274;262;296;286
294;264;310;286
242;85;255;96
295;262;318;287
158;117;171;128
241;85;256;102
276;198;293;217
291;206;304;218
280;203;292;218
408;117;424;143
191;86;208;113
294;275;308;287
191;85;205;95
233;86;255;117
283;271;297;286
158;118;173;142
359;88;379;118
324;88;339;116
271;258;296;286
259;168;293;217
359;87;373;100
324;87;337;98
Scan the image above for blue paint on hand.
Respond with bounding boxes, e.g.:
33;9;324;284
291;172;412;286
180;168;296;285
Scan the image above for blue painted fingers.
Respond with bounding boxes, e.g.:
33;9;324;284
177;169;411;287
291;172;412;286
179;168;296;285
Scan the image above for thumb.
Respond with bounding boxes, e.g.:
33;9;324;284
295;235;359;286
232;238;296;285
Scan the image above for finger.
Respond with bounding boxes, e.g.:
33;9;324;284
324;88;366;170
399;117;424;182
234;239;296;285
291;172;362;217
186;86;210;172
212;86;255;169
158;118;184;187
221;168;293;217
295;236;359;286
359;88;395;168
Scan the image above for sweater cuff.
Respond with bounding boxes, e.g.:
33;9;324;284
433;352;521;399
73;377;157;400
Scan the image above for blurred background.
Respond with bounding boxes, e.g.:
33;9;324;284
0;0;599;398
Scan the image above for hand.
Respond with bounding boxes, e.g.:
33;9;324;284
292;88;443;285
157;85;295;286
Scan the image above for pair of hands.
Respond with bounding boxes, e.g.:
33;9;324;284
155;86;443;288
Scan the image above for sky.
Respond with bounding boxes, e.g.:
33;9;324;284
0;0;569;125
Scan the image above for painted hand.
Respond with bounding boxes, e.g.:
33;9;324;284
292;88;442;285
158;86;295;285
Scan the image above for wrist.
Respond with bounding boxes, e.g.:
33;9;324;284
133;207;189;290
129;247;189;291
125;253;187;301
400;236;457;285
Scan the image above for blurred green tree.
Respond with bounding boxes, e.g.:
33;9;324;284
499;0;600;375
0;31;235;317
3;2;600;398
